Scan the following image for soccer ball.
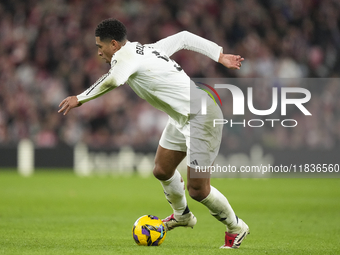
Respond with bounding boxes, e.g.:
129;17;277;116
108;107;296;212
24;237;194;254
132;215;166;246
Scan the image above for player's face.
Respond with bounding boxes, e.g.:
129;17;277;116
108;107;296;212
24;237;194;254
95;37;115;64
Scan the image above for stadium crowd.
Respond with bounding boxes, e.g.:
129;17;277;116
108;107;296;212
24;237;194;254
0;0;340;152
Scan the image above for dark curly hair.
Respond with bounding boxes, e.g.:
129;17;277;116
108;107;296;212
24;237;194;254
95;18;127;42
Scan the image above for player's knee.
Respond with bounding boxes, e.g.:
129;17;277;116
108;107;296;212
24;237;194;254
187;184;209;202
153;165;172;181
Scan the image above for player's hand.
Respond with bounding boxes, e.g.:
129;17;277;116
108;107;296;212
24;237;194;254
218;53;244;70
58;96;82;115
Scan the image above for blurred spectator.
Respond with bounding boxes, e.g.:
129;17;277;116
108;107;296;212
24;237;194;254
0;0;339;151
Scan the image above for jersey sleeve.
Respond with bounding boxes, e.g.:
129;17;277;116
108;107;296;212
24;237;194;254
76;58;135;104
145;31;223;62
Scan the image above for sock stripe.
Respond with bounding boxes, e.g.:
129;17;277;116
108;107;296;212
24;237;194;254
182;205;190;215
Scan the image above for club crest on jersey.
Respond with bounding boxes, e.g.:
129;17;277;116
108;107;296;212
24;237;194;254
111;60;117;67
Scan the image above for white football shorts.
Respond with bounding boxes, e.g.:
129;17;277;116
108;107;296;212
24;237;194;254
159;101;223;169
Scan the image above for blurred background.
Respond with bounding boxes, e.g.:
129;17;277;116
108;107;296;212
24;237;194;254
0;0;340;171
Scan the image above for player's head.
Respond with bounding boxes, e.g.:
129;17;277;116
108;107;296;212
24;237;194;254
95;19;127;63
95;18;127;42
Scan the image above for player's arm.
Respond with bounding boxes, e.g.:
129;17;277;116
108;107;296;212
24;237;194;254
58;60;132;115
147;31;243;69
58;71;117;115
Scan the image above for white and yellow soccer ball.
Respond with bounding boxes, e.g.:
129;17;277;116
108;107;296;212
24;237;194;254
132;215;166;246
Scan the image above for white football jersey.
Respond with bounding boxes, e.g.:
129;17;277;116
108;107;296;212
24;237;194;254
77;31;222;127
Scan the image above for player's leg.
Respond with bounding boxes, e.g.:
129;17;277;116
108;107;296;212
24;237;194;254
154;146;197;230
154;119;196;230
187;101;249;248
153;145;187;215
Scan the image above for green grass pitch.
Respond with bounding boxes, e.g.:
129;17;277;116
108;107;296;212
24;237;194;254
0;171;339;255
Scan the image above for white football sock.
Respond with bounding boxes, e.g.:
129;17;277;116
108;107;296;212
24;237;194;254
160;170;188;216
200;185;240;230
